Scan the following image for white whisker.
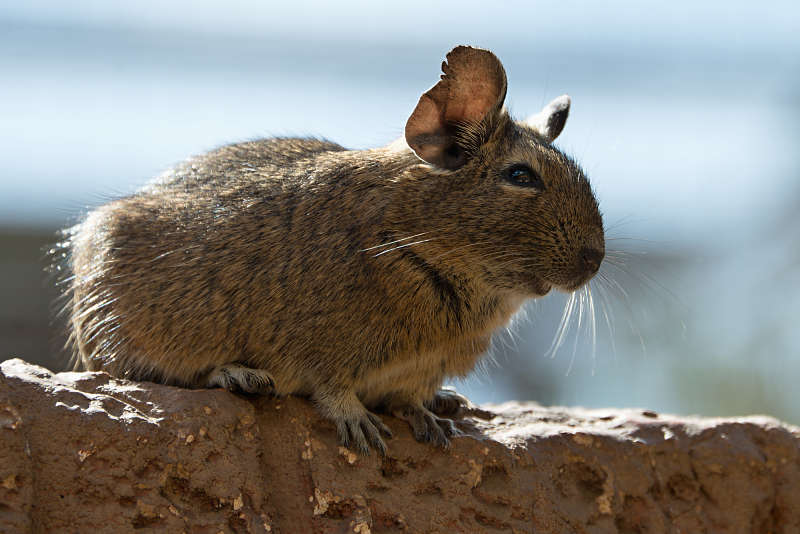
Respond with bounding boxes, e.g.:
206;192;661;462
429;240;493;261
588;284;597;376
371;238;436;257
605;257;683;306
596;278;618;363
546;291;576;359
360;231;431;252
566;289;585;376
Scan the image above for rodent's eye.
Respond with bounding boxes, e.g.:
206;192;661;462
504;164;544;189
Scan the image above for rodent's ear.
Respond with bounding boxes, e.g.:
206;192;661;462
525;95;571;143
405;46;508;170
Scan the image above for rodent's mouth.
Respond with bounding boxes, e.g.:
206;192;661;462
529;276;552;297
551;273;597;294
542;248;604;294
555;281;587;293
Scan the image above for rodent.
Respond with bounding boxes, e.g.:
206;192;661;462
57;45;604;455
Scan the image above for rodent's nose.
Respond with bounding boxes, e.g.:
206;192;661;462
580;247;603;275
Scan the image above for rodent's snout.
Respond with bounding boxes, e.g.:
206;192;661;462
579;246;603;276
558;237;604;291
540;212;605;293
553;241;604;293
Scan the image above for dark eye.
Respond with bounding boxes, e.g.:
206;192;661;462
504;164;544;189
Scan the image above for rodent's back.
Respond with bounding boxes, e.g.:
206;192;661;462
68;137;364;386
148;137;347;192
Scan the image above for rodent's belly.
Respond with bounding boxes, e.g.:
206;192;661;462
356;354;444;406
356;337;489;407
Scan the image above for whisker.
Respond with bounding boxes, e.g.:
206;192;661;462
588;284;597;376
600;268;632;302
605;237;665;245
599;265;649;358
371;238;437;257
596;280;618;362
566;289;585;376
429;240;493;261
492;257;538;270
604;257;683;306
546;291;576;359
472;251;527;262
505;324;521;354
631;317;647;357
360;231;431;252
603;215;639;233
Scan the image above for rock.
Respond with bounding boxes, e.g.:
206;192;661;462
0;358;798;533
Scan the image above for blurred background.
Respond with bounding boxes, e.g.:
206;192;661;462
1;1;798;423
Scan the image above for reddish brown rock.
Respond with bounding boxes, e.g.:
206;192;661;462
0;358;798;533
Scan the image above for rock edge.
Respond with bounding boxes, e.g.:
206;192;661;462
0;358;798;533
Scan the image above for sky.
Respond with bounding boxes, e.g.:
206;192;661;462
2;1;798;243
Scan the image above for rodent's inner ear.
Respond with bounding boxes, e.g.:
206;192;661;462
525;95;571;143
405;46;508;170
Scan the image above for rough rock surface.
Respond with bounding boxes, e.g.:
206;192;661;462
0;359;798;534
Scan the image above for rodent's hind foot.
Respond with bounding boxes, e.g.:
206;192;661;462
206;363;276;395
393;404;462;449
425;388;471;418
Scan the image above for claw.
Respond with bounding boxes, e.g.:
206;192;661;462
394;404;459;449
335;412;389;456
206;363;276;395
437;417;462;438
361;419;387;456
316;390;391;456
367;412;393;438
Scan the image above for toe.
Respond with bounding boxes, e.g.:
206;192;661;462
347;419;371;456
336;415;389;456
424;413;449;448
318;390;388;456
206;364;275;395
336;419;350;447
367;412;393;438
436;417;461;438
360;419;387;456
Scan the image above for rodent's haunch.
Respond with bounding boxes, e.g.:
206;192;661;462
59;46;605;454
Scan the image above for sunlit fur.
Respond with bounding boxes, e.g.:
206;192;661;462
56;48;605;452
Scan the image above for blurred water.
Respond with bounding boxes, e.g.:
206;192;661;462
1;2;799;422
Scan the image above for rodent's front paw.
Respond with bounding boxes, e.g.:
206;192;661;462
205;363;275;395
335;411;393;456
425;388;471;418
393;404;462;448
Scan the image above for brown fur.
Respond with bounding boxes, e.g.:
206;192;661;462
57;46;604;454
